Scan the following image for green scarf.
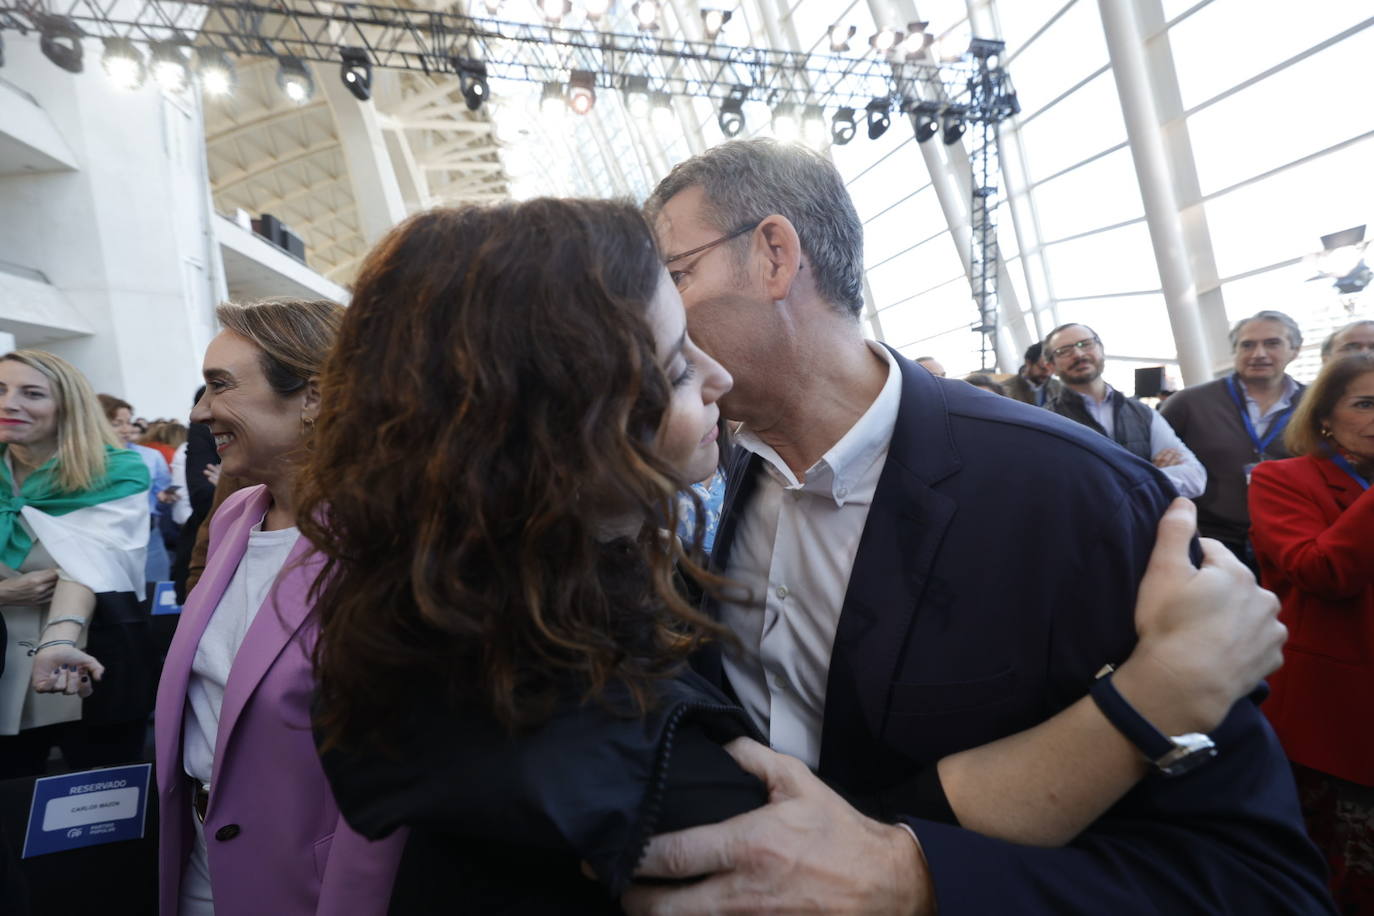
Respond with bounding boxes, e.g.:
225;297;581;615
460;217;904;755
0;444;149;570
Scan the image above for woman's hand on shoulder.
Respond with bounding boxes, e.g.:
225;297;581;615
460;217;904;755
1125;498;1285;732
31;645;105;698
0;569;59;605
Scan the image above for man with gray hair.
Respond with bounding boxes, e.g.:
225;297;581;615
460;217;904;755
626;139;1327;914
1161;310;1306;570
1321;318;1374;363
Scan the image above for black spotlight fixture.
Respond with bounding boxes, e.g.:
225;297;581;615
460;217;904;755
865;97;890;140
339;47;372;102
828;24;857;53
830;107;856;145
942;105;967;145
150;38;191;92
701;8;732;41
101;36;146;91
568;69;596;115
718;85;747;138
197;47;237;97
454;58;489;111
277;56;315;104
39;15;84;74
911;100;941;143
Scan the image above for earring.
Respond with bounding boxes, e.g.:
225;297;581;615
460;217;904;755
301;415;316;437
1320;426;1333;439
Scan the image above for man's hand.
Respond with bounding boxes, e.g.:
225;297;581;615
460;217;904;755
1120;498;1285;733
1151;448;1184;468
622;738;934;916
0;569;59;605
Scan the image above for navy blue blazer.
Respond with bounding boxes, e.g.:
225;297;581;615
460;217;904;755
706;349;1333;914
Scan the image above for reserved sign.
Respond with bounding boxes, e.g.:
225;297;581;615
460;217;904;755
22;763;152;857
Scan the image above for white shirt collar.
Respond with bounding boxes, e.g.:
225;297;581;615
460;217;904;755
736;341;902;507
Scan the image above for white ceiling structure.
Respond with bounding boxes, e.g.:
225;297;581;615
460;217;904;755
194;0;1373;382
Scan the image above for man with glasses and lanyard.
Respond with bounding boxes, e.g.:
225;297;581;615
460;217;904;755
1161;310;1306;574
1043;323;1205;498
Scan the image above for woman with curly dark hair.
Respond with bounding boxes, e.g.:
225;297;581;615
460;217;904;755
303;198;1291;913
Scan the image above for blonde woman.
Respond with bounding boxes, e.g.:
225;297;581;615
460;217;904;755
0;350;151;778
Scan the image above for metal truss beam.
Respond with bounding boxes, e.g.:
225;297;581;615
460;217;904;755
1;0;1008;115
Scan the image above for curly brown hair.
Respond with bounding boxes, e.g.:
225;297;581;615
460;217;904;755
300;199;729;751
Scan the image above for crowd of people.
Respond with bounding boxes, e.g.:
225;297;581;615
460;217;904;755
0;139;1368;915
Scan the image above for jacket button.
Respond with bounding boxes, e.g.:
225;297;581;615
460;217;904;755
215;824;241;841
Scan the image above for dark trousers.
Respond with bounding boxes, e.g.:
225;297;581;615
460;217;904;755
0;719;146;781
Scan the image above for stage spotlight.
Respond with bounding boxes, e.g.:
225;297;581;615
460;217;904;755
865;97;890;140
718;85;747;137
650;91;674;131
150;39;191;92
771;103;800;143
338;47;372;101
568;69;596;115
828;24;856;53
968;37;1006;68
911;101;941;142
801;105;826;148
539;0;572;24
898;21;933;58
942;107;966;145
455;58;488;110
584;0;611;21
101;37;146;91
633;1;660;30
40;15;84;74
277;56;315;104
830;107;856;145
481;0;501;12
540;81;565;118
198;48;237;97
623;75;651;118
701;9;731;40
869;27;902;54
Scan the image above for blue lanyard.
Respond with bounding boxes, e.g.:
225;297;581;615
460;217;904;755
1329;452;1371;491
1225;375;1294;457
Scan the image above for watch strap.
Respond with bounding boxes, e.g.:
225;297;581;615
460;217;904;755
1089;672;1175;761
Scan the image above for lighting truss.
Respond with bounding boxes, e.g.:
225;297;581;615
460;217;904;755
0;0;1019;363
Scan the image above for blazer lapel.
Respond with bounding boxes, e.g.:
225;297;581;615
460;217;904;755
819;351;962;787
210;533;321;786
154;486;270;792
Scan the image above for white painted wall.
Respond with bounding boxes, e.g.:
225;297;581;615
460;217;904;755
0;32;220;421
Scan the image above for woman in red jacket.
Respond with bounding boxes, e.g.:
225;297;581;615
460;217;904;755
1250;352;1374;913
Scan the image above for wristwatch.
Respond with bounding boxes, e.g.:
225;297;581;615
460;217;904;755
1090;667;1217;777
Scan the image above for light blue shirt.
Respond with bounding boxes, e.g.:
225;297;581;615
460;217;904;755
129;443;171;516
1069;385;1208;499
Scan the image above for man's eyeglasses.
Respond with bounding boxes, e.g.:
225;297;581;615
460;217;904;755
1049;337;1101;360
663;220;761;266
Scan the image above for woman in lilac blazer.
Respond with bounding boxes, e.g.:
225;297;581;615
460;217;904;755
154;300;404;916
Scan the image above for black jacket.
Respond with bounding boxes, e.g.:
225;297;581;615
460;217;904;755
320;668;767;913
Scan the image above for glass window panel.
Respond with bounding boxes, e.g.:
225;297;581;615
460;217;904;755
832;120;918;189
789;0;860;51
894;324;983;377
1161;0;1201;23
1016;70;1127;183
1204;135;1374;279
844;143;929;221
881;277;976;349
867;233;966;309
1003;254;1031;313
1170;0;1370;110
914;0;970;33
1032;146;1145;242
1009;0;1109;118
1043;221;1162;298
996;0;1072;56
1187;25;1374;195
863;187;946;268
1058;293;1177;360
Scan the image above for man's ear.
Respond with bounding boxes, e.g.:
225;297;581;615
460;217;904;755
755;214;804;301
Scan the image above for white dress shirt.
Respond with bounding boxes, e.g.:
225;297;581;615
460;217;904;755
1071;384;1207;498
720;342;902;770
1240;375;1300;437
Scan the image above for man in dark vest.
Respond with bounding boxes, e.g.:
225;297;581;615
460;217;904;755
1044;323;1205;498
